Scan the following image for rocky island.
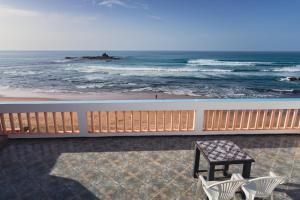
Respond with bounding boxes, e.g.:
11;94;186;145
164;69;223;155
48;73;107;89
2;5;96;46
65;53;120;61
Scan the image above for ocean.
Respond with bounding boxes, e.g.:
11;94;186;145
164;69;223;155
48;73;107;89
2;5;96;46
1;51;300;98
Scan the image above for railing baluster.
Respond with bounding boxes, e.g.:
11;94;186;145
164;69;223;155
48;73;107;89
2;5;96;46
232;110;238;130
239;110;245;130
224;110;230;130
177;110;181;131
147;111;151;132
9;113;15;133
61;112;66;133
140;111;142;132
115;111;118;132
211;110;216;130
254;110;260;129
0;113;6;134
122;111;125;132
269;110;275;129
35;112;40;133
247;110;253;130
261;110;267;129
18;113;24;134
107;112;110;133
27;113;32;133
277;110;283;129
52;112;57;133
191;110;196;131
44;112;49;133
131;111;134;132
170;111;173;131
98;111;101;133
291;109;298;129
217;110;222;130
284;109;291;129
185;110;189;131
70;112;75;133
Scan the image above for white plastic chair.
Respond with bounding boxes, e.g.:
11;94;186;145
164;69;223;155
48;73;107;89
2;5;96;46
199;173;245;200
235;172;286;200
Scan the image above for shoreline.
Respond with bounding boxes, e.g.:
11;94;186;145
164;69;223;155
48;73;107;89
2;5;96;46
0;92;203;101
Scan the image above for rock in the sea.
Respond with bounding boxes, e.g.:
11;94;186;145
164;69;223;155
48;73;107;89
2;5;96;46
65;53;120;61
287;77;300;81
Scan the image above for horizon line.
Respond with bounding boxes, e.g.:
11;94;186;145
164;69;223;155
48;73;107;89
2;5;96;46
1;50;300;52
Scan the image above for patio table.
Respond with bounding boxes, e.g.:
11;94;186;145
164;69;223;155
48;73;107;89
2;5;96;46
193;140;255;180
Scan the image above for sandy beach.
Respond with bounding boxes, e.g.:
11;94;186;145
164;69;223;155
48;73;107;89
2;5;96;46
0;92;201;102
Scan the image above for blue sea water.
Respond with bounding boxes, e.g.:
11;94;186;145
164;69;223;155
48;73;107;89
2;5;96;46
1;51;300;98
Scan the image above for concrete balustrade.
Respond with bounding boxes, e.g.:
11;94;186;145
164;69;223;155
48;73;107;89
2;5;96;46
0;99;300;138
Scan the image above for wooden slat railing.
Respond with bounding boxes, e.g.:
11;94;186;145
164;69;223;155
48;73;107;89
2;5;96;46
86;110;195;133
204;109;300;131
1;99;300;138
0;112;79;134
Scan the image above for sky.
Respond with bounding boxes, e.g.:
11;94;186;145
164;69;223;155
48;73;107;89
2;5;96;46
0;0;299;51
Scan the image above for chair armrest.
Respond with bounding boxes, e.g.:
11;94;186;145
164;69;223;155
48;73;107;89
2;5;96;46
199;175;209;188
231;173;244;181
269;171;277;177
269;171;287;184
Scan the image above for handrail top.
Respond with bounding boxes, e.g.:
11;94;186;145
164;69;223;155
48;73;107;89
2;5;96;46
0;98;300;105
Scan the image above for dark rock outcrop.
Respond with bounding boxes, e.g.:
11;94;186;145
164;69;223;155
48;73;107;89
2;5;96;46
287;77;300;81
65;53;120;61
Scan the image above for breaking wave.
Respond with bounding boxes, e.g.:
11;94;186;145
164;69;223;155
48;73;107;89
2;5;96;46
69;65;233;73
187;59;271;67
272;65;300;72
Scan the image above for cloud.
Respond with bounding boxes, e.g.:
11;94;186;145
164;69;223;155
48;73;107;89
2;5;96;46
97;0;148;9
0;5;39;17
98;0;127;8
147;15;162;21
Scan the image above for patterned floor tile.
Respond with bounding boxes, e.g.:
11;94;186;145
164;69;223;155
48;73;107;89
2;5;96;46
0;135;299;200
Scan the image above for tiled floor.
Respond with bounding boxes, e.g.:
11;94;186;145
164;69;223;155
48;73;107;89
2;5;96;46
0;135;299;200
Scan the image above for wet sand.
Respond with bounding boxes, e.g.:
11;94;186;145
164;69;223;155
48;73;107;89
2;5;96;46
0;92;201;101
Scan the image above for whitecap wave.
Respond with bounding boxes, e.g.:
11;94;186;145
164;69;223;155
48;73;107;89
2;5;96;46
271;89;294;92
53;59;71;63
3;70;38;75
76;83;105;89
69;65;232;73
130;87;153;92
187;59;271;67
273;65;300;72
279;77;291;82
162;89;200;97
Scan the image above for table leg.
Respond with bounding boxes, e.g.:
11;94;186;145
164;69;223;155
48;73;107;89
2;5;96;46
223;164;229;176
193;146;201;178
242;162;252;178
208;164;215;181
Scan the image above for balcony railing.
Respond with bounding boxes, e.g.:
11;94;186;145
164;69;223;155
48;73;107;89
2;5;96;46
0;99;300;138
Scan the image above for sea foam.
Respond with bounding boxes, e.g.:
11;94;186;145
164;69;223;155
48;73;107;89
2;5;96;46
187;59;271;67
69;65;232;73
273;65;300;72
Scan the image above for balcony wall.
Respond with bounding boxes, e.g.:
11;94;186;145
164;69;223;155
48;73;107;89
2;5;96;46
1;99;300;138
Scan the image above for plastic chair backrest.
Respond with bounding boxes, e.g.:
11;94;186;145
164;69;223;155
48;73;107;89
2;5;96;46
209;179;245;200
246;176;285;197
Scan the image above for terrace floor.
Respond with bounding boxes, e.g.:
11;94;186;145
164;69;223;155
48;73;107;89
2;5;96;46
0;134;300;200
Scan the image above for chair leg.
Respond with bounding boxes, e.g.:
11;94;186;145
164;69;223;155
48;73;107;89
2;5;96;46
270;192;274;200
